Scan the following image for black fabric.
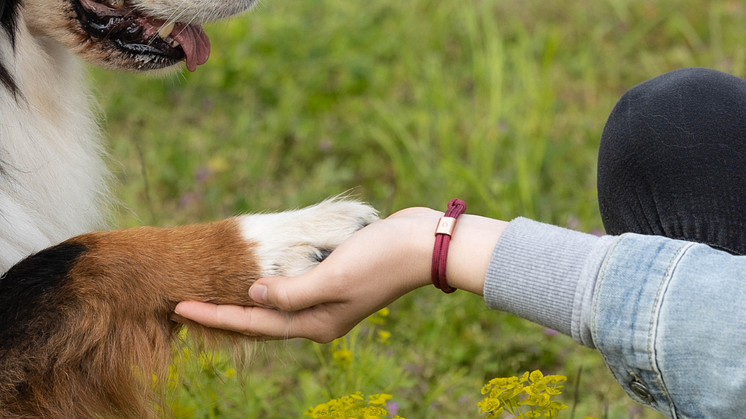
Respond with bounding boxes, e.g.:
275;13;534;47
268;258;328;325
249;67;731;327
598;67;746;255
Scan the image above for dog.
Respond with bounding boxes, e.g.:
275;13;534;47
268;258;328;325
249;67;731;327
0;0;378;418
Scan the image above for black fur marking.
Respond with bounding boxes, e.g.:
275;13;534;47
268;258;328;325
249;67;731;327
0;0;22;97
312;248;334;263
0;242;88;353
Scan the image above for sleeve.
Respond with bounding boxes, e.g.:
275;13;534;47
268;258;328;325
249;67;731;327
484;218;746;418
593;234;746;418
483;217;615;347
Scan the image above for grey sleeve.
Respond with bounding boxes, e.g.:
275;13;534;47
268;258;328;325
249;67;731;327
483;217;616;348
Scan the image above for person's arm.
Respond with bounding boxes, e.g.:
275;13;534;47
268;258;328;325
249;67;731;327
175;208;746;417
588;234;746;418
483;218;746;418
174;207;508;342
482;217;617;348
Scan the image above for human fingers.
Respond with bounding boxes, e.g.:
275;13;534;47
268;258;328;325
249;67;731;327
248;272;341;312
247;274;367;341
174;300;354;342
174;301;296;339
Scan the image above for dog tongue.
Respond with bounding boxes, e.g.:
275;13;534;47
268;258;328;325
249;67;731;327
79;0;211;71
172;24;211;72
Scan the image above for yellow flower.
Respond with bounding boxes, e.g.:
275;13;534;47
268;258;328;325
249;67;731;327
479;372;571;418
529;370;544;382
305;392;400;419
349;392;364;401
368;393;392;406
477;397;501;413
481;383;492;395
376;330;391;345
367;307;391;325
332;349;353;365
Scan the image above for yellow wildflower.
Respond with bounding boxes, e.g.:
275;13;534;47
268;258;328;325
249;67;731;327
376;330;391;345
368;393;392;406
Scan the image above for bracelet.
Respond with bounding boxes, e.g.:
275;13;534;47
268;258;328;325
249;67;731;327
431;198;466;293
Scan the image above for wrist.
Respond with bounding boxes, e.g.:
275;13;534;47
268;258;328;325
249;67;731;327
387;207;508;296
445;215;507;295
386;207;442;291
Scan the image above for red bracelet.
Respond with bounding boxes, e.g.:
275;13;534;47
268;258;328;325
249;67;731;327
431;198;466;293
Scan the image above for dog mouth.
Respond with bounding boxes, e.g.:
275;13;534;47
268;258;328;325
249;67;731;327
73;0;211;71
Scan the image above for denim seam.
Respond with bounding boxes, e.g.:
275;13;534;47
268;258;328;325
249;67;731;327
590;236;624;348
647;241;696;419
590;235;625;398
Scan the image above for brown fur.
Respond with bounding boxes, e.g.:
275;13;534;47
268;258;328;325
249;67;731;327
0;219;261;419
24;0;111;69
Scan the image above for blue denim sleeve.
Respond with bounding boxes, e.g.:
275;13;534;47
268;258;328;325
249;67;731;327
593;234;746;418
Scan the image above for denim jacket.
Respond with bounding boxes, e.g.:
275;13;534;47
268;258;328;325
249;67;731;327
484;218;746;418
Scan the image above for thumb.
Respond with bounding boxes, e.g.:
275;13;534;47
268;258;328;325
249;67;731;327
250;272;330;312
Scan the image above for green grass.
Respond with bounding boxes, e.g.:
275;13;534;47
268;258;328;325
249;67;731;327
89;0;746;417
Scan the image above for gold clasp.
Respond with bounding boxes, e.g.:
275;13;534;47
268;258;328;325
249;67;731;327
435;217;457;236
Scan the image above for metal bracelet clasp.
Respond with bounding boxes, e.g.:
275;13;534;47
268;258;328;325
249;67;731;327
435;217;457;236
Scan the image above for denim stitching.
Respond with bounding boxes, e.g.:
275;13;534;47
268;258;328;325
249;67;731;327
648;241;696;419
590;236;623;348
590;235;626;402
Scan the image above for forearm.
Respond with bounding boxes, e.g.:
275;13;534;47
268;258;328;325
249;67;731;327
412;212;614;347
380;211;603;329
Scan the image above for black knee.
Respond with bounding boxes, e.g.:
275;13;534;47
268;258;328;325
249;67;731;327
598;68;746;254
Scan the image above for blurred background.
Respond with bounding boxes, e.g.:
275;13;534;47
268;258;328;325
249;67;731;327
91;0;746;417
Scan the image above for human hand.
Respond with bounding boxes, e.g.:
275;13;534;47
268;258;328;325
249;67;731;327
174;207;506;342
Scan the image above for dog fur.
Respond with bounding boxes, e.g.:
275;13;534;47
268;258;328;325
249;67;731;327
0;0;378;417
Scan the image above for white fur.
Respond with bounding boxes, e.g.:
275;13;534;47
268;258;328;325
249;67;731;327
239;199;379;277
0;0;375;276
132;0;257;24
0;22;110;272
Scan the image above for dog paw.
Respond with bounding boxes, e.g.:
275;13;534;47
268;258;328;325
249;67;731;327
238;198;379;277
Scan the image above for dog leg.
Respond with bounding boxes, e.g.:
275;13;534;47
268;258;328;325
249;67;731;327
0;198;377;419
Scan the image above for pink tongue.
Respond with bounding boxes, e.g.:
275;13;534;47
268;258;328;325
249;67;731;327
172;24;211;72
83;5;211;72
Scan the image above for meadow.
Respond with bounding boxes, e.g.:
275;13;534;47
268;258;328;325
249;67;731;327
90;0;746;417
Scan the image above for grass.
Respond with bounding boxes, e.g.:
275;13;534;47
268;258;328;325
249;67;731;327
88;0;746;417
